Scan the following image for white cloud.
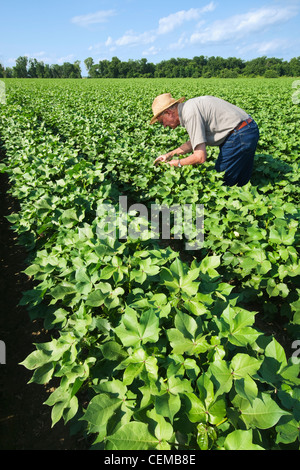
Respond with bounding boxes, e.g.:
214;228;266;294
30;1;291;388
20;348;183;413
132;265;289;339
157;4;215;35
168;33;189;51
115;30;154;47
71;10;116;27
105;37;114;47
142;46;161;56
237;38;291;56
190;5;299;44
101;3;216;51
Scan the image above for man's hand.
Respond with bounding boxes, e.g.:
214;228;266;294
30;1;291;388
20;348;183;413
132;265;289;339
153;143;207;167
168;160;180;167
154;154;170;166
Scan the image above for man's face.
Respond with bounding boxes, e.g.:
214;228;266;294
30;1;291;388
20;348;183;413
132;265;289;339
157;108;180;129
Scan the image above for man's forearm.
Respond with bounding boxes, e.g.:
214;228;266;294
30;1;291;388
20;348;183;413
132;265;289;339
168;143;207;167
178;152;206;166
166;141;192;159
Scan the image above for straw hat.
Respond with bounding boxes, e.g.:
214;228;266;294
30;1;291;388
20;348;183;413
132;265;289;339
150;93;185;124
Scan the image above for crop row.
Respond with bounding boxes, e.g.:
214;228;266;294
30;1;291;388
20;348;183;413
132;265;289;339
0;78;299;450
5;78;299;327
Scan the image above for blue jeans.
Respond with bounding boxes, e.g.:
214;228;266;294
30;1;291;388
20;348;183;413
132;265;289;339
215;119;259;187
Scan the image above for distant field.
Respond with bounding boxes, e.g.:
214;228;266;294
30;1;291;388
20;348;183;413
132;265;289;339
0;77;299;450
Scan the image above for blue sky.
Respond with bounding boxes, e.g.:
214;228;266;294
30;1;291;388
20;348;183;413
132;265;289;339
1;0;299;72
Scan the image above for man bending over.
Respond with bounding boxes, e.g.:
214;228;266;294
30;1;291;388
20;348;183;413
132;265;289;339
150;93;259;187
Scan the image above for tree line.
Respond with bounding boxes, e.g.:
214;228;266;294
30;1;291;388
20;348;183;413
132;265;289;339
0;56;82;79
1;55;300;79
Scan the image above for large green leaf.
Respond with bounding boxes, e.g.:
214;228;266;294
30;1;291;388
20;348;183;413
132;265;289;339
231;353;262;379
240;393;291;430
106;422;158;450
83;393;123;427
115;306;160;347
155;392;181;424
224;429;264;450
160;258;200;296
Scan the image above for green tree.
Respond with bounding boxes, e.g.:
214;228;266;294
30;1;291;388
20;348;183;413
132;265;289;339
73;60;82;78
109;57;121;78
264;69;280;78
289;57;300;76
44;64;52;78
28;58;38;78
84;57;94;76
36;61;45;78
243;57;268;76
50;64;63;78
4;67;13;78
13;56;28;78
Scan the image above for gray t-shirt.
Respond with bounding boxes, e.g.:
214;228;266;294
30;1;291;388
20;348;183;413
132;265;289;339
178;96;249;148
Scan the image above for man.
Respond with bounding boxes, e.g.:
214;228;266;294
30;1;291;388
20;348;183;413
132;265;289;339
150;93;259;187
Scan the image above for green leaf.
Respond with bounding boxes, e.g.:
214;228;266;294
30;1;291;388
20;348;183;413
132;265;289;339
208;360;233;397
160;258;200;296
51;401;66;427
240;393;291;430
20;338;72;370
167;328;209;355
63;395;78;425
189;374;227;425
75;267;91;284
115;307;159;347
50;282;77;300
218;306;261;347
86;289;105;307
184;296;209;316
269;220;296;246
175;311;198;339
118;348;158;385
93;379;127;398
147;409;174;442
259;338;288;384
200;255;221;277
224;429;264;450
266;278;289;298
106;422;158;450
100;341;127;361
83;393;123;427
197;423;217;450
138;308;160;344
28;362;55;385
234;376;258;402
276;417;300;444
231;354;262;379
60;208;80;228
20;349;52;370
184;392;207;423
155;392;181;424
